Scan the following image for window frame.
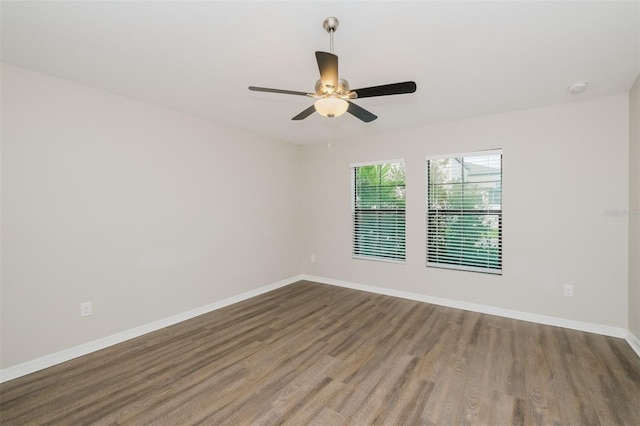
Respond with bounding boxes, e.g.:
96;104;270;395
351;159;406;264
425;149;503;274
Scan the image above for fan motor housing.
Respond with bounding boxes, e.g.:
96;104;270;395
315;78;350;96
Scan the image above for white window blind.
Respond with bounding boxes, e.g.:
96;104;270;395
426;150;502;274
352;161;406;262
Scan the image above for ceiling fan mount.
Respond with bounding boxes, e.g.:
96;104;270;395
322;16;339;34
249;16;416;122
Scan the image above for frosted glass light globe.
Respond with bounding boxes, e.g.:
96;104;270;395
314;96;349;118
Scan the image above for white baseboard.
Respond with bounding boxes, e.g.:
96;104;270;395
3;273;636;383
627;331;640;358
301;274;629;339
0;275;303;383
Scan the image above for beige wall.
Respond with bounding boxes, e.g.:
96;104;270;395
302;94;629;328
1;65;303;368
630;73;640;339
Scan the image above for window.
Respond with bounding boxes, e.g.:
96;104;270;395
426;150;502;274
352;160;406;262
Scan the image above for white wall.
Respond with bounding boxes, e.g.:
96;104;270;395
1;62;634;372
302;94;629;328
630;74;640;339
1;64;303;369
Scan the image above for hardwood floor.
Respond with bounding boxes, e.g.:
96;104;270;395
2;280;639;425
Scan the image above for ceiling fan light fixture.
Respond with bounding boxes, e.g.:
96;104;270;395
314;96;348;118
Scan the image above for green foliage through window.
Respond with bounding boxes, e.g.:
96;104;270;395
427;152;502;273
353;162;406;261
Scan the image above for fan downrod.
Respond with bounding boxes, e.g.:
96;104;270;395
323;16;339;53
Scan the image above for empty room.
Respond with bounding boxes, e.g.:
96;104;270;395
1;1;639;424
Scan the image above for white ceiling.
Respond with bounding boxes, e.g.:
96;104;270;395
2;1;639;145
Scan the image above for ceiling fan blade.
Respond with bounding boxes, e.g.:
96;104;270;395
249;86;311;96
292;105;316;121
347;101;377;122
315;51;339;91
352;81;417;99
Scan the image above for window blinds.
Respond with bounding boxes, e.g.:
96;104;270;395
352;161;406;262
426;151;502;274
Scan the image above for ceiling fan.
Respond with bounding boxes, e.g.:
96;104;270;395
248;17;417;122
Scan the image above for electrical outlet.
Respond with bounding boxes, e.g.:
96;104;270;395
310;254;316;263
80;301;92;317
563;284;574;297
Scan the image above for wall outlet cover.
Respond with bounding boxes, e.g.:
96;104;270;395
563;284;574;297
80;301;93;317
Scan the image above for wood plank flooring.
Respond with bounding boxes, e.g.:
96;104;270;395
1;280;639;425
